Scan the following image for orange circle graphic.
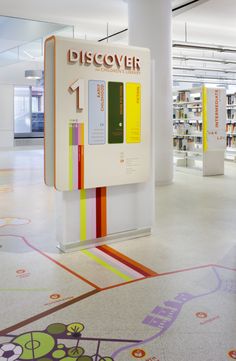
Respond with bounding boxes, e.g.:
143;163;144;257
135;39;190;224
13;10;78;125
16;269;26;274
50;294;61;300
196;312;208;319
228;350;236;359
132;349;146;358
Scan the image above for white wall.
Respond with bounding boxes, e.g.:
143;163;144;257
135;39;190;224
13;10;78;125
0;61;41;87
0;84;14;148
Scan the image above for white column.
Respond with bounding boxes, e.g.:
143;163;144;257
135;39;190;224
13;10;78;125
127;0;173;185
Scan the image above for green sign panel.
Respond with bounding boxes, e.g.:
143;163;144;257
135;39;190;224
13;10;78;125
108;82;124;144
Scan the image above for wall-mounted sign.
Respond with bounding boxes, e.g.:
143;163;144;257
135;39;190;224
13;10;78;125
44;36;151;191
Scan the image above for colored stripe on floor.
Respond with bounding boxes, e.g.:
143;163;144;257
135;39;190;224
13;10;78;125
97;245;158;277
81;244;158;285
82;249;133;282
0;289;99;336
91;247;142;279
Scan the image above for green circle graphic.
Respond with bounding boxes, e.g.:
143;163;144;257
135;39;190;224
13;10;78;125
78;357;93;361
47;323;66;335
68;346;84;357
25;340;40;350
52;350;66;359
67;323;84;334
13;332;55;359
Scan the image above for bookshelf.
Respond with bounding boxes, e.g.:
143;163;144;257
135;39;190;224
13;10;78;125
173;86;226;176
225;92;236;161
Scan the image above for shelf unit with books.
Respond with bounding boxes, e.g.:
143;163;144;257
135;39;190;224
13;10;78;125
173;86;226;176
225;92;236;162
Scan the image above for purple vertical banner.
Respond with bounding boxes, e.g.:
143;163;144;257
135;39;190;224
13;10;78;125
72;123;78;189
73;123;78;145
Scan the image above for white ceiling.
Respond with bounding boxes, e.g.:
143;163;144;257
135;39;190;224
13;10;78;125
173;0;236;29
1;0;236;85
0;0;235;46
0;16;66;53
173;0;236;45
172;0;236;85
0;0;128;27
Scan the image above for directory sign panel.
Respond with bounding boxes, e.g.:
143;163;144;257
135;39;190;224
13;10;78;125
44;37;151;191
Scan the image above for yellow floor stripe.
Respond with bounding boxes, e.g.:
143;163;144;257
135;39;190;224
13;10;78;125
82;250;133;282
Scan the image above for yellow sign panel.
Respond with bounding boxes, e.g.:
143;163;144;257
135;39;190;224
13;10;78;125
202;86;208;153
126;83;141;143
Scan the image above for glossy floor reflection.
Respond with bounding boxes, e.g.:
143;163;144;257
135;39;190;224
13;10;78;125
0;146;236;361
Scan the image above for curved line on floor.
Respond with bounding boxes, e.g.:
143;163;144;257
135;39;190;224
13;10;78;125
111;266;223;360
0;234;101;290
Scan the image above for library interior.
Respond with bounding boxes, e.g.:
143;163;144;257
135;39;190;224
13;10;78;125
0;1;236;360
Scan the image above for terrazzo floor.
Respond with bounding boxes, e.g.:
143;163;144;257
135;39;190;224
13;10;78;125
0;146;236;361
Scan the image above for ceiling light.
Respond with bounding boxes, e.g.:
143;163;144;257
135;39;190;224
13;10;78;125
173;41;236;54
25;70;42;79
173;41;223;52
173;55;236;65
173;78;235;86
173;66;236;74
23;50;35;60
173;73;236;82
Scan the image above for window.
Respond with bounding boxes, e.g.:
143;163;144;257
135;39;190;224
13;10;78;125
32;86;44;133
14;86;44;137
14;87;31;134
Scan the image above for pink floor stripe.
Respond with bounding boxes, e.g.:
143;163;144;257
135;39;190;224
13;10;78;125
90;247;143;279
86;188;97;240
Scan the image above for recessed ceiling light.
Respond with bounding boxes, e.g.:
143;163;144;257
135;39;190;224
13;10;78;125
25;70;42;79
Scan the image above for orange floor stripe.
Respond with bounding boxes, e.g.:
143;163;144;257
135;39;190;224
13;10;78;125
98;245;158;277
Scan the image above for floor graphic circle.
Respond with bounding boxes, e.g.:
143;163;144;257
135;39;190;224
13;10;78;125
52;349;66;359
0;343;22;360
13;332;55;360
47;323;66;335
196;312;208;319
16;269;26;275
49;294;61;300
67;323;84;334
25;340;40;350
228;350;236;359
131;349;146;358
68;346;84;357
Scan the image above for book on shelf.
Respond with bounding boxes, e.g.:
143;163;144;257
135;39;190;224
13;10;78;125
177;90;190;103
173;135;202;152
226;123;236;134
227;93;236;105
173;86;226;176
227;135;236;148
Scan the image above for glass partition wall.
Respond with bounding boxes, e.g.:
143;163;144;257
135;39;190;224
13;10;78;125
14;85;44;138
